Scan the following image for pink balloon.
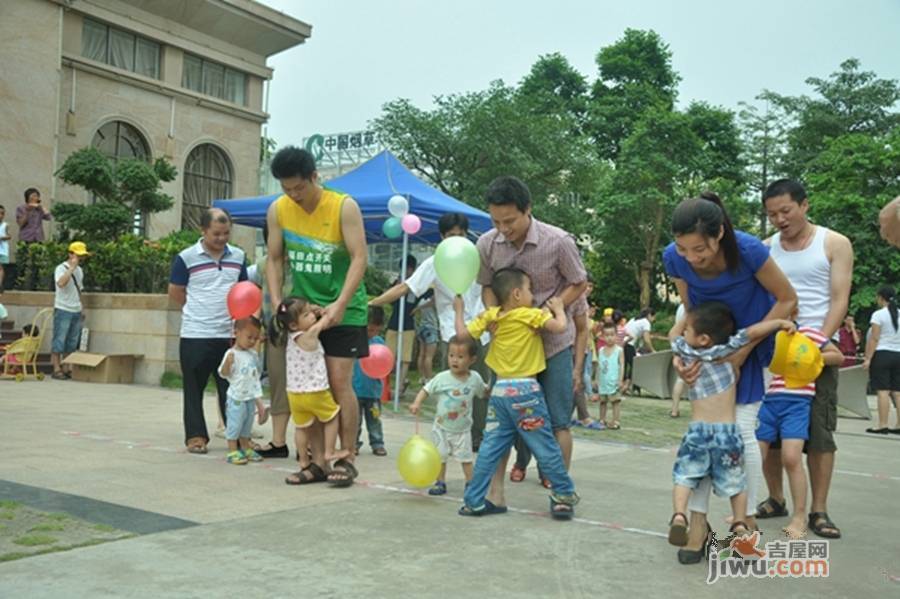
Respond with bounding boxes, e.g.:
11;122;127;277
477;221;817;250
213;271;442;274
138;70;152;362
360;344;395;379
401;214;421;235
227;281;262;320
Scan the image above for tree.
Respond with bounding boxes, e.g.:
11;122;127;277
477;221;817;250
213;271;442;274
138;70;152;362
588;29;679;161
518;52;589;128
764;59;900;178
54;147;177;241
738;97;790;236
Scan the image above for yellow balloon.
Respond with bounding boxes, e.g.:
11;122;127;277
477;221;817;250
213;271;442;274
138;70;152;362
397;434;442;488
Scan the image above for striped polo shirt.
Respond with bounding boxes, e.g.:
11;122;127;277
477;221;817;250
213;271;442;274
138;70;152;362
170;240;248;339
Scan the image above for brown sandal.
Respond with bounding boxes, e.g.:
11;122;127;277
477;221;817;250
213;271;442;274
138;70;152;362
186;437;208;454
668;512;689;546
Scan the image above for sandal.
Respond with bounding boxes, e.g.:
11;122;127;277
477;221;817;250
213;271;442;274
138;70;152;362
186;437;208;454
608;421;620;430
509;465;526;483
549;495;577;521
668;512;689;546
428;481;447;496
484;500;508;515
284;463;327;485
808;512;841;539
372;447;387;456
458;504;486;517
254;442;289;458
755;496;788;519
328;458;358;487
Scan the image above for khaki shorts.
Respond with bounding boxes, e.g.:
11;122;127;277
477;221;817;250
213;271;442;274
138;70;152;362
266;339;289;416
386;329;415;363
806;365;838;453
288;389;340;428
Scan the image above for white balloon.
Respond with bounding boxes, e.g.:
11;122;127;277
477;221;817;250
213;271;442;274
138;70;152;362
388;195;409;218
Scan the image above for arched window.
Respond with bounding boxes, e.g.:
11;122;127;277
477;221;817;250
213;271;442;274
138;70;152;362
91;120;151;235
182;144;232;231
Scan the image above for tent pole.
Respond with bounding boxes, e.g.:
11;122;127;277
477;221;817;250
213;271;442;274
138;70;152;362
393;232;409;412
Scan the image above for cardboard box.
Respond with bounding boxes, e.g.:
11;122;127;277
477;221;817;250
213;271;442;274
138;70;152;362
62;352;141;384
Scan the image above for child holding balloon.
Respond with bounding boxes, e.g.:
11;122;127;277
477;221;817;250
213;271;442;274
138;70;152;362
409;334;487;495
272;296;349;484
454;267;580;519
354;306;388;456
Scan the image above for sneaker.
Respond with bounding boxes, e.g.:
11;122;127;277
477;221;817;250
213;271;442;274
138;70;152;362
428;481;447;496
244;448;263;462
226;450;248;465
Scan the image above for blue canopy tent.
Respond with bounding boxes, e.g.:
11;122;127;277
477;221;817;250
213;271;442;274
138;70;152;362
212;150;491;243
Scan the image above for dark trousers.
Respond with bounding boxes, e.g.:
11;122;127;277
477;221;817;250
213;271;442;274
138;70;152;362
180;338;231;444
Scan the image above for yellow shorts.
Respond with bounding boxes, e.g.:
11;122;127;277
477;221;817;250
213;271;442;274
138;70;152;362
288;390;340;428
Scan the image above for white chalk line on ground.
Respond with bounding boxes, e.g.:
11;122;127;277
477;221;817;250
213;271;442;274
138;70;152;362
57;429;900;538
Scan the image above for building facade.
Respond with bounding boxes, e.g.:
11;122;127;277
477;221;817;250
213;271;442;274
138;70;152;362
0;0;310;256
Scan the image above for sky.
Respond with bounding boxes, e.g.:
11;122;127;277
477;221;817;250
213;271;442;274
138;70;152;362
257;0;900;145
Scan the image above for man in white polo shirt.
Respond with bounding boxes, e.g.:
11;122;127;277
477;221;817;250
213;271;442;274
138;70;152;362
369;213;491;447
169;208;248;454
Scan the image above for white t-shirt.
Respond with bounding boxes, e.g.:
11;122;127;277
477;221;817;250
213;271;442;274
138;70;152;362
404;255;486;343
217;347;263;401
0;222;9;257
871;307;900;352
424;370;487;433
624;317;651;348
54;262;83;313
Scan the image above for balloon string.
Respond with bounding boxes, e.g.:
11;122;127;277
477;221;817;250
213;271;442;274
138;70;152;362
414;411;419;436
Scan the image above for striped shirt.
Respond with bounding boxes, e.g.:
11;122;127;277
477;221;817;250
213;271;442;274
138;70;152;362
671;329;751;401
170;240;248;338
476;217;587;359
765;326;829;400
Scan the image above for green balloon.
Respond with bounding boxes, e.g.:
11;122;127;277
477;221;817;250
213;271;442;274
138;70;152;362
382;217;402;239
434;236;480;294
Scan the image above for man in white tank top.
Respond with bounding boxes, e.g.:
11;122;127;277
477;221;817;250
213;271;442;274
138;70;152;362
759;179;854;540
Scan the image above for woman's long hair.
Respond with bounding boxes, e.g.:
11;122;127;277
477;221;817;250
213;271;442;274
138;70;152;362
878;286;898;332
671;192;740;272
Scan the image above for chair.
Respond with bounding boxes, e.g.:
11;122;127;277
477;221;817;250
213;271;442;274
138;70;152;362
0;308;53;382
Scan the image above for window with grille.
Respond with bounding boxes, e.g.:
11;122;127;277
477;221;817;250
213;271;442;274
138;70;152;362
182;144;233;231
91;121;151;235
82;17;160;79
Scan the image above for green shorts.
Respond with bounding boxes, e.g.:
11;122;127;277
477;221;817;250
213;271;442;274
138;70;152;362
806;365;838;453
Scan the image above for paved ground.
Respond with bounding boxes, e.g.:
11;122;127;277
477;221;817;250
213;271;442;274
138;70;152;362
0;379;898;598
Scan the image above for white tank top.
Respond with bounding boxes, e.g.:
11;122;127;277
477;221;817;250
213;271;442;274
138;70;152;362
770;226;831;331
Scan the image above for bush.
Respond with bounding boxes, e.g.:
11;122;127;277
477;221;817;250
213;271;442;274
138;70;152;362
15;230;200;293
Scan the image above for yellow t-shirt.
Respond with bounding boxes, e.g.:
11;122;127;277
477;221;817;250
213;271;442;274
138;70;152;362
467;306;552;378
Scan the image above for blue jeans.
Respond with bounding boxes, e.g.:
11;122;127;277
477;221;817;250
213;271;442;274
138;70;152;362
225;397;255;441
356;397;385;449
513;347;574;471
464;379;576;510
52;309;82;354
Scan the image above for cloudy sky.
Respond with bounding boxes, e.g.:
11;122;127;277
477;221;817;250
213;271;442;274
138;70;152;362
258;0;900;145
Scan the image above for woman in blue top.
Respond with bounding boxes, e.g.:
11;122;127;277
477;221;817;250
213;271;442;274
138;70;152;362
664;192;796;564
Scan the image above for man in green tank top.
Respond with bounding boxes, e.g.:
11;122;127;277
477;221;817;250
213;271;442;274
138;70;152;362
266;147;369;486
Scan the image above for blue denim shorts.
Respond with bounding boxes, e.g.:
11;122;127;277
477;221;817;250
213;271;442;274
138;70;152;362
417;325;439;345
52;309;82;354
673;421;746;498
225;397;256;440
757;396;810;442
537;347;574;431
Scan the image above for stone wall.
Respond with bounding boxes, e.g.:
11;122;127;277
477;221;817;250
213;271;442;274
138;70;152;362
1;291;182;385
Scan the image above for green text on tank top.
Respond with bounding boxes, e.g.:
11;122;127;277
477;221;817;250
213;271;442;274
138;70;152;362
282;194;368;327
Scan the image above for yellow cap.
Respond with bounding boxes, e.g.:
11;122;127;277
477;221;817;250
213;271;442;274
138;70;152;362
68;241;90;256
769;330;824;388
603;307;614;317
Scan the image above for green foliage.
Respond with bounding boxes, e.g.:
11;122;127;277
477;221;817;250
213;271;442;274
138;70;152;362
53;146;177;242
364;265;392;297
15;230;200;292
13;534;57;547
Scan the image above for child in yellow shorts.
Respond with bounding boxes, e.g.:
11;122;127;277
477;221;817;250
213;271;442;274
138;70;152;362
273;297;349;483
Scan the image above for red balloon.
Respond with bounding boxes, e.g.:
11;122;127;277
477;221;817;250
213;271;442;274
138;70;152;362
227;281;262;320
360;344;394;379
